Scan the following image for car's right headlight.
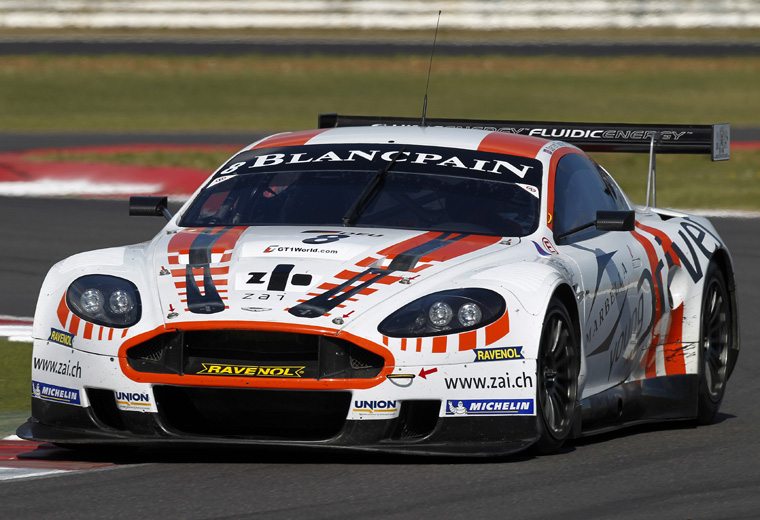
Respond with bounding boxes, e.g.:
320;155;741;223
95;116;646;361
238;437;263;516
378;288;505;337
66;275;141;328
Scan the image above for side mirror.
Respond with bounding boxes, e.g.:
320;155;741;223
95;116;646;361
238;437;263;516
595;210;635;232
555;209;636;241
129;196;172;221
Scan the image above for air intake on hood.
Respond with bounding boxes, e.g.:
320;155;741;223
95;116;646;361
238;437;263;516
126;330;385;379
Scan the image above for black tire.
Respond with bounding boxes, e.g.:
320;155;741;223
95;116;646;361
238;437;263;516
535;298;580;453
696;262;732;425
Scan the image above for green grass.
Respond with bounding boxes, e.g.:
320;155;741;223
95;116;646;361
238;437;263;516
0;340;32;414
3;54;759;210
1;55;759;132
5;26;760;43
589;150;760;210
25;146;760;211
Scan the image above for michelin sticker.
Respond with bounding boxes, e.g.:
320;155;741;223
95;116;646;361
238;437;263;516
32;380;81;406
445;399;535;416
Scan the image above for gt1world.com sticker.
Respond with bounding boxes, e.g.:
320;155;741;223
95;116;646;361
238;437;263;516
445;399;534;416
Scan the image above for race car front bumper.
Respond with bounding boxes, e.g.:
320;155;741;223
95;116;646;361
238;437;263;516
18;391;538;457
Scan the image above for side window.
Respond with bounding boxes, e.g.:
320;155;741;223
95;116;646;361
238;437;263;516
553;154;624;239
595;163;630;210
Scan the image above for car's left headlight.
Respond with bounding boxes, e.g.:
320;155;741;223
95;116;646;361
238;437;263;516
66;275;141;328
378;288;505;337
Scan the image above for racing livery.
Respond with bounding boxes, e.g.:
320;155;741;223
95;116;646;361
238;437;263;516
19;115;739;456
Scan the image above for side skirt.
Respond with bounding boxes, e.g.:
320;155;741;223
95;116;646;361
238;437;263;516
577;374;698;436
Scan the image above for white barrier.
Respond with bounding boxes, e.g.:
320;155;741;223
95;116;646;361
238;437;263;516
0;0;759;29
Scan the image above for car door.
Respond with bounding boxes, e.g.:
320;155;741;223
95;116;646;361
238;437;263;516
550;153;652;396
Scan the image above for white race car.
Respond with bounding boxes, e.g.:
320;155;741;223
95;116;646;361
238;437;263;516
19;115;739;456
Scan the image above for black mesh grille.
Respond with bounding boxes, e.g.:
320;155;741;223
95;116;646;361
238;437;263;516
391;400;440;440
154;386;351;439
86;388;126;431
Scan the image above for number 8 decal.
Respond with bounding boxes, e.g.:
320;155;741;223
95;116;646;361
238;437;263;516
302;234;350;245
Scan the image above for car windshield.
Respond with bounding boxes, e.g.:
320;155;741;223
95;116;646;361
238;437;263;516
179;144;543;237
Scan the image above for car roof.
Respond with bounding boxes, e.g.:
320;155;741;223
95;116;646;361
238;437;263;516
247;125;561;160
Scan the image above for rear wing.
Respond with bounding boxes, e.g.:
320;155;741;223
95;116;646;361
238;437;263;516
318;114;730;161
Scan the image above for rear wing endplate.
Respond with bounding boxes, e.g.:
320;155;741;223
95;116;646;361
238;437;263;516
318;114;730;161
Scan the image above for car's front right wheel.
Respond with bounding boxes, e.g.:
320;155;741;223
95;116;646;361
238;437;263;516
696;262;732;425
535;298;579;454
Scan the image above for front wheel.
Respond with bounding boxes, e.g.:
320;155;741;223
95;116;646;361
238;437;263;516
535;299;580;453
696;262;732;425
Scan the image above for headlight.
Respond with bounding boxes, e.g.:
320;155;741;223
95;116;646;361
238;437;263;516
66;275;141;328
378;288;505;337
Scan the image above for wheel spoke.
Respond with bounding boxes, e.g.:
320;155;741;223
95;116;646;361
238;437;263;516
549;318;562;355
543;394;556;427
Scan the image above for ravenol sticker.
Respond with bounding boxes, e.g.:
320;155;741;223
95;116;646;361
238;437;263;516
473;346;524;362
32;380;81;406
49;328;74;347
196;363;305;378
445;399;534;416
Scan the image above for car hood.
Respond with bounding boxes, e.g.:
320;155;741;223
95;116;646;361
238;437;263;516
149;225;520;329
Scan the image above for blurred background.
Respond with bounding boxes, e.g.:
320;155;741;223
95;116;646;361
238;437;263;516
1;0;758;209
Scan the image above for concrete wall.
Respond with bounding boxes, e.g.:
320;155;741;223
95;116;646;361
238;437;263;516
1;1;759;30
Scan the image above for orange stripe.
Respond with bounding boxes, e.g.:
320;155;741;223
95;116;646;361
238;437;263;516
249;129;328;150
377;231;443;259
56;294;69;328
356;256;379;267
477;132;546;158
631;229;664;378
485;311;510;344
174;279;229;290
458;330;478;351
83;322;93;340
171;267;229;277
335;270;361;280
631;230;663;325
420;234;501;263
636;222;682;267
432;336;447;353
68;315;80;335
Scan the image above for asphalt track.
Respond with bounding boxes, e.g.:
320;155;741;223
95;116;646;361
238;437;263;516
2;36;760;57
1;198;759;519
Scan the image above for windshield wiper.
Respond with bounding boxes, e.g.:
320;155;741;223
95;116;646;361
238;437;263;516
342;147;407;227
